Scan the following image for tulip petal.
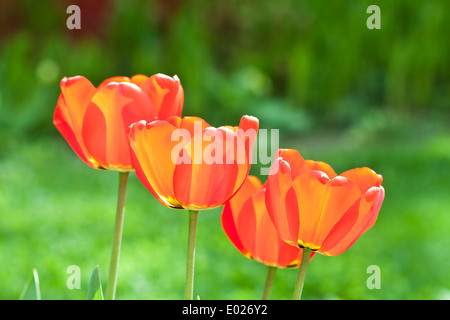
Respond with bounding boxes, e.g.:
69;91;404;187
363;186;385;231
274;149;337;180
97;76;132;89
292;172;361;250
317;199;361;255
265;158;299;246
129;120;182;208
304;160;337;179
223;176;304;268
319;168;384;255
82;82;156;169
235;115;259;164
226;175;263;218
312;176;362;247
340;167;383;193
221;176;262;257
321;186;385;256
292;171;330;250
137;74;184;119
253;189;303;267
53;76;98;168
130;74;149;85
236;193;258;258
274;149;306;180
54;101;95;168
174;127;247;209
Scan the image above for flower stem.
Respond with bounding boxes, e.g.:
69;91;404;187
185;210;198;300
292;248;312;300
262;266;277;300
105;172;129;300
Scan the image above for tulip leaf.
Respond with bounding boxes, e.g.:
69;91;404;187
87;265;104;300
20;268;41;300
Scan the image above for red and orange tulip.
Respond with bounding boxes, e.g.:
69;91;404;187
222;175;304;268
128;115;259;210
53;73;184;171
53;73;183;300
128;114;258;300
265;149;385;256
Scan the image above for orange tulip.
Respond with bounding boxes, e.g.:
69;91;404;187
222;175;305;268
53;73;184;171
53;73;184;299
265;149;385;256
128;114;258;299
128;115;259;210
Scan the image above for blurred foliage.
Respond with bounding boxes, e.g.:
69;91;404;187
0;0;449;150
0;0;449;300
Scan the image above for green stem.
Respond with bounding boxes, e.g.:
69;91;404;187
292;248;312;300
184;210;198;300
262;266;277;300
105;172;129;300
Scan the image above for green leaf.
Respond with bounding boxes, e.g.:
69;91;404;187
20;268;41;300
87;265;104;300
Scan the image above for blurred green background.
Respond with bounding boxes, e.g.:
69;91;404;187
0;0;449;300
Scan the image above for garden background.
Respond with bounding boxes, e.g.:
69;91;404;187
0;0;449;299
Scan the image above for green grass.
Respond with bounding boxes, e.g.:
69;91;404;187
0;114;449;300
